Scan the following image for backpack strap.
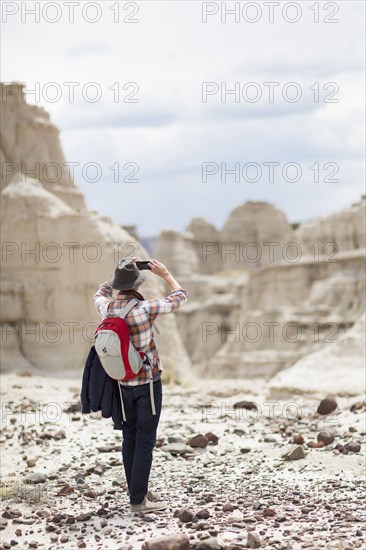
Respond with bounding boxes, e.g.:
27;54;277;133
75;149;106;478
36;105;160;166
117;382;127;422
113;297;157;420
118;298;139;319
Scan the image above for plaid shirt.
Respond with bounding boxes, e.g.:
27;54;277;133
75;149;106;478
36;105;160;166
93;282;188;386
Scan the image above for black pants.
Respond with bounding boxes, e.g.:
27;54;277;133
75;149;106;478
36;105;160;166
120;379;162;505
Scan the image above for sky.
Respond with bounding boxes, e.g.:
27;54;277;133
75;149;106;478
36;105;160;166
2;0;365;237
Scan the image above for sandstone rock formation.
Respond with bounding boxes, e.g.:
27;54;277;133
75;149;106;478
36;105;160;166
173;200;365;385
185;218;221;274
0;82;85;210
295;197;366;253
155;201;294;275
154;229;200;276
219;201;294;271
0;83;191;380
268;312;366;397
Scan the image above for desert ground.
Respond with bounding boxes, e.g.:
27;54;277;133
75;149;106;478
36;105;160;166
1;372;365;550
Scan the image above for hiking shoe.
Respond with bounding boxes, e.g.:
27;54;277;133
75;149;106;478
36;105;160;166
127;489;161;502
130;498;167;513
146;490;161;502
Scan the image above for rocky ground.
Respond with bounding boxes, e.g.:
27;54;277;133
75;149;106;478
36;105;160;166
0;373;365;550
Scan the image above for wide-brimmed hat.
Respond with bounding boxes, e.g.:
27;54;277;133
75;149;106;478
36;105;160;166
108;259;146;290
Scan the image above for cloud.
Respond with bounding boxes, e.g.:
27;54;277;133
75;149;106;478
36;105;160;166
64;43;112;57
2;0;364;236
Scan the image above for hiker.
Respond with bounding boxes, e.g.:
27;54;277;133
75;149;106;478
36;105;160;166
93;258;188;512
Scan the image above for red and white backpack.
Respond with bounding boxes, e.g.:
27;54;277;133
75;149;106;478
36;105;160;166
94;298;156;421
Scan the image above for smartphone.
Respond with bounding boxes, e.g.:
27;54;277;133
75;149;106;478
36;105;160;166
136;260;151;271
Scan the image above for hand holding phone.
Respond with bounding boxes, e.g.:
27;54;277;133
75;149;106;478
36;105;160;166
135;260;151;271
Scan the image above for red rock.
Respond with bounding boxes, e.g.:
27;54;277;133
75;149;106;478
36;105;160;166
204;432;219;445
293;434;304;444
56;484;74;496
186;434;208;448
307;441;325;448
263;508;276;517
317;398;338;416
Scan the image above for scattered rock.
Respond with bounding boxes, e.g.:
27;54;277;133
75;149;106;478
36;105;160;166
143;515;155;523
161;443;194;456
350;401;365;412
196;539;222;549
93;464;107;476
23;472;47;484
308;441;325;448
65;515;75;525
317;431;335;445
345;442;361;453
141;533;190;549
223;503;235;512
0;517;8;529
187;434;209;448
293;434;304;444
54;430;66;440
317;398;338;416
36;509;50;518
96;445;121;453
197;509;210;520
76;512;92;522
263;508;276;517
233;400;257;410
56;484;74;496
247;531;261;548
204;432;219;445
64;402;81;413
240;447;251;454
178;507;195;523
83;488;106;498
281;445;306;461
2;509;21;519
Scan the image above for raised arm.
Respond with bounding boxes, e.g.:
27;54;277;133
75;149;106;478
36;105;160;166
93;281;113;318
144;259;188;322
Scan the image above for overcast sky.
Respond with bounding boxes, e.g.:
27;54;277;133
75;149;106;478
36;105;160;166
2;1;365;236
